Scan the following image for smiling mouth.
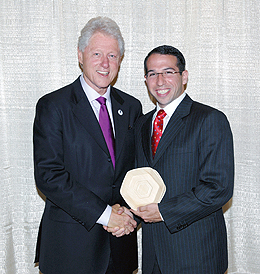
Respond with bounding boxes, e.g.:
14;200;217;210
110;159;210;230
97;71;109;76
157;89;169;95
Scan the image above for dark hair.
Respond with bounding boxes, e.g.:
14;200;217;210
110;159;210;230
144;45;186;75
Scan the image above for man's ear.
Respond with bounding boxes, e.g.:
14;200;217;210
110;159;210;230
77;48;83;65
144;75;147;84
182;70;189;85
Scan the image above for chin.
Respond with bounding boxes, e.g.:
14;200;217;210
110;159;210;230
97;80;111;88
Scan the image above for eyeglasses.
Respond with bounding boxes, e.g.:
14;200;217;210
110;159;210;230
145;70;181;79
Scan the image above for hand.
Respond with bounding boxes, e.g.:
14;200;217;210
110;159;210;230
103;204;137;237
131;203;162;223
107;206;134;237
118;206;134;218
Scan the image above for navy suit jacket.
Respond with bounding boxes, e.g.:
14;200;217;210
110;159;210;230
135;94;234;274
33;77;142;274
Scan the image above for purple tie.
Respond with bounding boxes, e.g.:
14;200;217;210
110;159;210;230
96;97;115;168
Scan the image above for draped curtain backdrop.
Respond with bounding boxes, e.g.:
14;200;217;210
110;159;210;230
1;0;259;273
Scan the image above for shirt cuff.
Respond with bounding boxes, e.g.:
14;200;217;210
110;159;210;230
159;211;164;221
96;205;112;226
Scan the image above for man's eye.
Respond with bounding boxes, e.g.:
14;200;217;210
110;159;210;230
165;71;174;75
109;54;117;58
149;73;156;77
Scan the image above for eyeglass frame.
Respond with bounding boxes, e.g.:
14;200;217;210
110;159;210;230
145;69;182;79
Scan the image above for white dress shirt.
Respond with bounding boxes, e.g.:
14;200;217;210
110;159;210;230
151;92;186;221
151;92;186;135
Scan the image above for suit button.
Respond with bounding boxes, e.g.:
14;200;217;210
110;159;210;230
108;157;111;162
112;184;116;188
177;222;188;230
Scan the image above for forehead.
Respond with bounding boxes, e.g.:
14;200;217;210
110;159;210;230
86;32;120;52
146;54;178;70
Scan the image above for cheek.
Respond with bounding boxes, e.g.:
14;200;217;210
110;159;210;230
146;82;155;92
110;61;120;71
89;59;100;67
83;66;94;75
167;79;176;86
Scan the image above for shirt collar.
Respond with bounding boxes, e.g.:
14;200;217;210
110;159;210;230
156;92;186;117
80;74;111;104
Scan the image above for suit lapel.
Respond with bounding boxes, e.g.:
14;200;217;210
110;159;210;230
152;112;184;165
151;95;193;165
141;110;155;166
110;87;128;164
71;79;109;155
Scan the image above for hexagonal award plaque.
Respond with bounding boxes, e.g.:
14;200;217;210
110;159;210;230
120;167;166;210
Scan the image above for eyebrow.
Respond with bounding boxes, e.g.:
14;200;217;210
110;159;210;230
147;67;176;73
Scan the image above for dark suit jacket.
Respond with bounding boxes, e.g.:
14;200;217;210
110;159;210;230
135;94;234;274
33;77;142;274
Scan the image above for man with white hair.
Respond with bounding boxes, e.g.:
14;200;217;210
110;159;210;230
33;16;142;274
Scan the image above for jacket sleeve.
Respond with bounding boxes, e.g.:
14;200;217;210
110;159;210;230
159;109;234;233
33;96;107;231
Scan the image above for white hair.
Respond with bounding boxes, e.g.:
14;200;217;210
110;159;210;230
78;16;125;56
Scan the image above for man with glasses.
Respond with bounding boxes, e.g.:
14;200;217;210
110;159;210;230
132;45;234;273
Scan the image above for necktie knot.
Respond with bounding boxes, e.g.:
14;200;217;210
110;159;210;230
156;109;166;120
96;96;106;105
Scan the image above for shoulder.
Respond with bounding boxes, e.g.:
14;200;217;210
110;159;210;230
111;86;142;108
135;109;154;130
187;100;232;137
191;100;229;121
36;77;82;108
176;95;231;133
182;94;228;122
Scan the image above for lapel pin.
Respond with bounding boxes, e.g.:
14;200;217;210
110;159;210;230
118;109;123;116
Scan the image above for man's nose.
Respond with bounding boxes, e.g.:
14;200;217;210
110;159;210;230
101;56;109;68
156;73;165;85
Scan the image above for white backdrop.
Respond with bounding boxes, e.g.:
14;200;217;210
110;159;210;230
1;0;260;273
